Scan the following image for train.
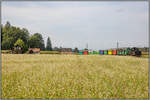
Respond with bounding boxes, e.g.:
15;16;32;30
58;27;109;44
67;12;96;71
79;47;142;57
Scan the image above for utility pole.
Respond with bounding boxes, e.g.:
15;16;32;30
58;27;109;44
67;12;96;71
86;43;88;50
117;42;119;49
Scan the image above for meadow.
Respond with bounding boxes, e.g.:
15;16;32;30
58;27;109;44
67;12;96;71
2;54;149;99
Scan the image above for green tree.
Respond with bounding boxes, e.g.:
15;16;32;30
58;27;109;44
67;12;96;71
14;39;27;53
29;33;45;50
14;39;25;48
74;47;79;53
1;24;3;43
46;37;52;51
5;21;11;30
2;21;30;50
1;37;13;50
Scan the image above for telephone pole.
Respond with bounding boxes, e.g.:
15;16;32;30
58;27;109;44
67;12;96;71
117;42;119;49
86;43;88;50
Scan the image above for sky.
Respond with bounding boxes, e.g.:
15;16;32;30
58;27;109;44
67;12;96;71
2;1;149;50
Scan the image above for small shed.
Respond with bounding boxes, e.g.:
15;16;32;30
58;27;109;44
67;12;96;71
28;48;40;54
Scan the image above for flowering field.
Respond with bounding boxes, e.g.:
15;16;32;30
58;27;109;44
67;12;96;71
2;54;149;99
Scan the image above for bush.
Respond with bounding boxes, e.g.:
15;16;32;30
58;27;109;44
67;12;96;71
1;50;12;54
40;51;60;54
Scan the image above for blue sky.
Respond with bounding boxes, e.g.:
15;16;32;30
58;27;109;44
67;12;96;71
2;1;149;50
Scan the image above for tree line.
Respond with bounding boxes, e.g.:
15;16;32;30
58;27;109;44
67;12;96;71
1;21;52;52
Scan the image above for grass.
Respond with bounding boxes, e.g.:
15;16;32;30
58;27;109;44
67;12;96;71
2;54;149;99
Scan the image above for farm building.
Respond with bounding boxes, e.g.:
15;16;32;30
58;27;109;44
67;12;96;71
28;48;40;54
60;48;73;54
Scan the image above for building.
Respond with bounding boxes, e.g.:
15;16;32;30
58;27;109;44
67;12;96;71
28;48;40;54
60;48;73;54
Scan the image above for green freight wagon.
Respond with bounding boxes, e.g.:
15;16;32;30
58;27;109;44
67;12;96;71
104;50;108;55
119;51;122;55
117;50;120;55
88;52;93;55
121;50;125;56
92;51;98;55
93;51;96;55
117;50;122;55
126;48;130;55
124;50;127;55
79;51;83;55
95;51;99;55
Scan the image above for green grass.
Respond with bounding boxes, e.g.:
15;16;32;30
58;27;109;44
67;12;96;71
2;54;148;99
141;55;149;58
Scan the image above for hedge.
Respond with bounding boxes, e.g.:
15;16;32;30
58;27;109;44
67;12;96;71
142;52;149;55
40;51;60;54
1;50;12;54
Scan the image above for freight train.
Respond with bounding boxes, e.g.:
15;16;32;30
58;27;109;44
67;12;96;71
79;47;142;57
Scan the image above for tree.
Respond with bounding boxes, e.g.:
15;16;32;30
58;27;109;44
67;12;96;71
20;28;30;45
1;24;3;43
28;33;45;50
14;39;27;53
74;47;79;53
14;39;25;48
5;21;11;30
2;21;30;50
46;37;52;51
1;37;13;50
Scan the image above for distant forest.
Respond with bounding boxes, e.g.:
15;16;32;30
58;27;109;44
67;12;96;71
1;21;52;52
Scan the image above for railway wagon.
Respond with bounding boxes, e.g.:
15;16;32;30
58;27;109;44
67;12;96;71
126;48;130;55
88;51;93;55
83;51;88;55
104;50;108;55
117;50;122;55
100;50;104;55
108;50;113;55
78;47;141;57
121;50;126;56
112;50;117;55
92;51;98;55
79;51;83;55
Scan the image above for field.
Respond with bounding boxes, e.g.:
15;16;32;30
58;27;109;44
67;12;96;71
2;54;149;99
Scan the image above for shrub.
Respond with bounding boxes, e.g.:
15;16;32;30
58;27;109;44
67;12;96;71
1;50;12;54
40;51;60;54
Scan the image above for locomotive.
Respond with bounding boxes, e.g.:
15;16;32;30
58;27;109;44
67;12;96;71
128;47;141;57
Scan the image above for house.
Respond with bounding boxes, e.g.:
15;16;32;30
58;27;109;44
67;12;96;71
28;48;40;54
60;48;73;54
